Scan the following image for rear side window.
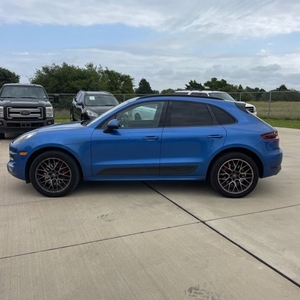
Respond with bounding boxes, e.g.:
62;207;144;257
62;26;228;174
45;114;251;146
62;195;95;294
210;105;236;125
167;101;213;127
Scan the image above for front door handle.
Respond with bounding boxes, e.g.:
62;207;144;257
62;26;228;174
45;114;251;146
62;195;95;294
143;136;159;141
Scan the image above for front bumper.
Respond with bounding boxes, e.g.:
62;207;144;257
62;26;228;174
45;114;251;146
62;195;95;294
0;118;54;134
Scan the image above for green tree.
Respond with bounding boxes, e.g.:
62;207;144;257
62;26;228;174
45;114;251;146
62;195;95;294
261;85;300;102
135;78;155;94
30;62;102;93
99;68;134;95
161;88;175;94
185;80;204;90
0;67;20;87
276;84;288;91
203;77;233;91
240;86;266;101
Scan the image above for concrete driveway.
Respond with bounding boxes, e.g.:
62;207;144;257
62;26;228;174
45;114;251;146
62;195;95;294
0;128;299;300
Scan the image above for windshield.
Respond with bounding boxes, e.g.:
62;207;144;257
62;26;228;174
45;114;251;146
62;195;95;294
0;86;47;99
210;92;235;101
84;94;118;106
87;97;139;127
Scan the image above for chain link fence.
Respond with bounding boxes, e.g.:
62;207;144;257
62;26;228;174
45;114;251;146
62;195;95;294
51;91;300;120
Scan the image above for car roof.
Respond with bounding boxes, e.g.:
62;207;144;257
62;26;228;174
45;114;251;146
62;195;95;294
2;83;43;88
81;90;113;95
137;94;231;103
174;90;229;94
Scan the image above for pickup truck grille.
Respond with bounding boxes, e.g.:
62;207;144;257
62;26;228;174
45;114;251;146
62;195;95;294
246;107;255;113
7;107;43;120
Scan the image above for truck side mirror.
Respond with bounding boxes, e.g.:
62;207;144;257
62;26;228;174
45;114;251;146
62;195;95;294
53;94;60;103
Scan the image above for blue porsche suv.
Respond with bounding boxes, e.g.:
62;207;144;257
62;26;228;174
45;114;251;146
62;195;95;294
7;94;282;198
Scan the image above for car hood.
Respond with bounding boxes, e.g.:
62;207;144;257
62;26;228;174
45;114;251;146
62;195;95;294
0;98;50;104
10;121;92;149
87;105;116;114
33;121;84;133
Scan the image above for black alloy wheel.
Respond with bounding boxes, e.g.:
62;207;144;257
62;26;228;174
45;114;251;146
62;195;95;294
210;152;259;198
29;151;80;197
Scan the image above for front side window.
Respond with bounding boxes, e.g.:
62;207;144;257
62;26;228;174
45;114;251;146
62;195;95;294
76;93;84;104
167;101;213;127
105;101;165;129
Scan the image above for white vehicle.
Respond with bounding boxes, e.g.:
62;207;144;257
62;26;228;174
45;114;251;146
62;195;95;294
132;104;156;120
174;90;257;115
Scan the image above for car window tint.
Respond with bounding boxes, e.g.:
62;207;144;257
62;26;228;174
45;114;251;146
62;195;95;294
174;91;189;95
168;101;212;127
209;92;235;101
77;93;83;103
85;95;118;106
210;105;236;125
114;101;164;129
1;86;47;98
190;92;208;97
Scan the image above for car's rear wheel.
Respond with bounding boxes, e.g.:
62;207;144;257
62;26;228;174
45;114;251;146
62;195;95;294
210;152;259;198
0;133;5;139
29;151;80;197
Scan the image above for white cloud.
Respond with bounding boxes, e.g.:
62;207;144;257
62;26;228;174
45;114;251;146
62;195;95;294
1;0;300;38
1;0;300;91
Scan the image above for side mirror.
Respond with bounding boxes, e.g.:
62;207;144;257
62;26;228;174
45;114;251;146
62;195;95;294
52;94;60;103
103;119;119;133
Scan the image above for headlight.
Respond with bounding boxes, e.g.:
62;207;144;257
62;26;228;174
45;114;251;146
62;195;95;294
13;131;37;144
86;109;98;117
46;106;54;118
0;106;3;118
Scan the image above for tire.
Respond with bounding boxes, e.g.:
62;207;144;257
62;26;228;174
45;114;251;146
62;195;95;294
70;111;74;121
29;151;80;197
134;113;141;120
209;152;259;198
0;133;5;139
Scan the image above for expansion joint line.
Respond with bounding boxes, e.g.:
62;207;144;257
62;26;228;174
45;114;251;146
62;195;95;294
144;182;300;290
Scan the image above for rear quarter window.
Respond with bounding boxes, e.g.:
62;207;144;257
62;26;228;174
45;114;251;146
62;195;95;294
210;105;236;125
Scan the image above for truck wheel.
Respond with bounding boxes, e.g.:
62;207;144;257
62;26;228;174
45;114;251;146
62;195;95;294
29;151;80;197
0;133;4;139
209;152;259;198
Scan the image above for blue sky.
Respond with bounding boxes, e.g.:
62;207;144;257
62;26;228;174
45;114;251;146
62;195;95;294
1;0;300;92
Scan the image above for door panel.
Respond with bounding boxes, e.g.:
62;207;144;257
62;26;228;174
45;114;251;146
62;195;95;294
159;101;226;178
91;128;163;177
90;101;166;178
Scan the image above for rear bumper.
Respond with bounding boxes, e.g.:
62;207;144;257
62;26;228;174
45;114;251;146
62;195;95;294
262;149;283;178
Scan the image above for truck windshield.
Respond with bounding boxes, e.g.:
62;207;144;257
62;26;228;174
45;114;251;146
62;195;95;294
0;86;47;99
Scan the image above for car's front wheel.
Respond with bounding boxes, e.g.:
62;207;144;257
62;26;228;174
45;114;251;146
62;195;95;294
29;151;80;197
209;152;259;198
70;110;74;121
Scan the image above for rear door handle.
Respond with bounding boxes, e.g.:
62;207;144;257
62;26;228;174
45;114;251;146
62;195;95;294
143;136;159;141
207;135;223;139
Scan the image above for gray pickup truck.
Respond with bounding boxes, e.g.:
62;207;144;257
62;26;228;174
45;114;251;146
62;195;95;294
0;83;59;139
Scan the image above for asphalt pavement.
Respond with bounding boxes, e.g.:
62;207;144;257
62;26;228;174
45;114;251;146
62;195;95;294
0;128;299;300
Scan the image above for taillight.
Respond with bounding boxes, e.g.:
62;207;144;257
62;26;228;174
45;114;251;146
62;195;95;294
261;130;279;140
